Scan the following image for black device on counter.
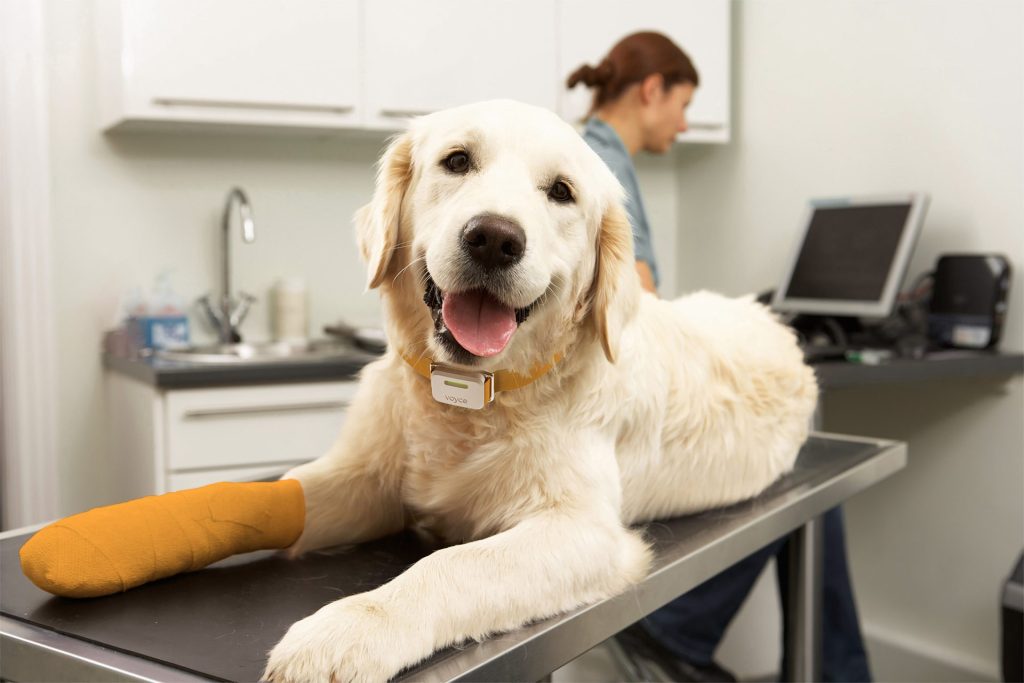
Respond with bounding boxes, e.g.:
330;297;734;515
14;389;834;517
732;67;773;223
928;254;1011;350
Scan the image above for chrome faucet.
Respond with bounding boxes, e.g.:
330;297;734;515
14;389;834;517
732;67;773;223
198;187;257;343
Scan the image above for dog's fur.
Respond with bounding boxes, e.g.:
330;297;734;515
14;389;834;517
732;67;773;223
264;100;818;682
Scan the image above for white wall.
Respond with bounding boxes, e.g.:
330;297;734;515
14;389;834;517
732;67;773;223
678;2;1024;680
40;0;681;516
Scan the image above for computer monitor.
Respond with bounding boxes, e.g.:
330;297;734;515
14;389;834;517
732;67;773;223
771;193;930;318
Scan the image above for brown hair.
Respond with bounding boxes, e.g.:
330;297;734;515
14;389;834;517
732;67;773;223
566;31;699;117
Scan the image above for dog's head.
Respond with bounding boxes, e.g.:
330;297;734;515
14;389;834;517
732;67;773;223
357;100;640;372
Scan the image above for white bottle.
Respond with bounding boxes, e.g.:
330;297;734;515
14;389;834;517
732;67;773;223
272;277;308;343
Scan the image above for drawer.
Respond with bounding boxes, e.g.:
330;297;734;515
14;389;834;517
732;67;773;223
165;461;308;493
164;382;358;471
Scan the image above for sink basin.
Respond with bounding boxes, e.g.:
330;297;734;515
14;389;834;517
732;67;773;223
153;339;361;364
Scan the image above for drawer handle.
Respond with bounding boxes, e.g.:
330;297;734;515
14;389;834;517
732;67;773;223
685;122;726;131
379;108;434;119
153;97;355;115
183;401;349;419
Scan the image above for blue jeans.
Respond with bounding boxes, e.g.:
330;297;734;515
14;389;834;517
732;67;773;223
641;507;871;682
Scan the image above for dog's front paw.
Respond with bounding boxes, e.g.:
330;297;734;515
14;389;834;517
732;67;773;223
263;593;428;683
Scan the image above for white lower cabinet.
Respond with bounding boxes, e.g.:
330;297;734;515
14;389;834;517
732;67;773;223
107;373;356;498
166;463;307;492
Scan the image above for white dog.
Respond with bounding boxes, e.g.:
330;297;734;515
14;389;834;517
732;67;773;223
264;100;818;682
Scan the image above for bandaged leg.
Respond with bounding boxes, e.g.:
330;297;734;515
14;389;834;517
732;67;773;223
19;479;304;598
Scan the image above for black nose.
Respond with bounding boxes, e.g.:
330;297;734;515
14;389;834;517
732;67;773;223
461;214;526;269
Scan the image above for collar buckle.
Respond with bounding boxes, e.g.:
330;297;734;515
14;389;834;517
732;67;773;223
429;363;494;410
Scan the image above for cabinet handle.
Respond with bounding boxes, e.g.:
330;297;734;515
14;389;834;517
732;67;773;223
153;97;355;115
379;108;435;119
182;401;349;419
685;122;726;131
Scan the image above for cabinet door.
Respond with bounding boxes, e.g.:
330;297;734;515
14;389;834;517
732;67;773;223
100;0;361;129
164;382;358;472
363;0;558;129
557;0;730;143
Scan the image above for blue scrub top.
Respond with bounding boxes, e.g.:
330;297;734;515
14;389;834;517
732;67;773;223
581;117;660;288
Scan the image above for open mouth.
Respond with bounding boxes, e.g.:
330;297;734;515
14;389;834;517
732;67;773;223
423;275;534;361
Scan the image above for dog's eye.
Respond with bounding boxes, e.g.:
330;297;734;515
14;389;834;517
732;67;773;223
442;151;471;174
548;180;574;203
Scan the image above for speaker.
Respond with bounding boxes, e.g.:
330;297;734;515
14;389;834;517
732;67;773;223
928;254;1011;349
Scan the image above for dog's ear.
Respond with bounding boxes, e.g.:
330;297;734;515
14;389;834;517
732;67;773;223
356;133;414;290
589;201;641;363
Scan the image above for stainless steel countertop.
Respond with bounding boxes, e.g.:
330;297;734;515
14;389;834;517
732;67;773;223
1;432;906;682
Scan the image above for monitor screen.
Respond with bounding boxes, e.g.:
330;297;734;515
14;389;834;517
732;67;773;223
772;194;929;318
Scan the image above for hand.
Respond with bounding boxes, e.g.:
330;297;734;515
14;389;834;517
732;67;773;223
263;591;429;683
636;260;657;295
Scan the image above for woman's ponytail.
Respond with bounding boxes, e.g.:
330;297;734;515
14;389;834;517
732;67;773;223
566;60;616;90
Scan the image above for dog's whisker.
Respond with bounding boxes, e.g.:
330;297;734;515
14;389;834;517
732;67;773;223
399;332;435;367
403;336;429;353
392;256;426;286
412;342;432;367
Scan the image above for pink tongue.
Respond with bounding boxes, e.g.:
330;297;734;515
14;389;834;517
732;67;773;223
441;290;518;357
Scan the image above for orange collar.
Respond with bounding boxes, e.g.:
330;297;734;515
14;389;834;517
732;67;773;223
400;351;562;408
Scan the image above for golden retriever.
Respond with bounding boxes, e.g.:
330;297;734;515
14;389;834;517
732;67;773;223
263;99;818;682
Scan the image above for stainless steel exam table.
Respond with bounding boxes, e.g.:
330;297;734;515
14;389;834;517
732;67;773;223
1;433;905;682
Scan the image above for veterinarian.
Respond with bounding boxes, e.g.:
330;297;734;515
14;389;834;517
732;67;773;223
568;31;872;682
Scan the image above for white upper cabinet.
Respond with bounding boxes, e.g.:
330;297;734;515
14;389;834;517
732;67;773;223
96;0;361;131
361;0;559;130
557;0;731;143
94;0;730;143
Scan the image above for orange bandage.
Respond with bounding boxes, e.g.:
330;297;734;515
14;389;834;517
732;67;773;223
19;479;304;598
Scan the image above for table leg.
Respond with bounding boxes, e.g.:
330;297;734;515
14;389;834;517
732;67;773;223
603;631;660;681
784;516;824;682
812;398;824;431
